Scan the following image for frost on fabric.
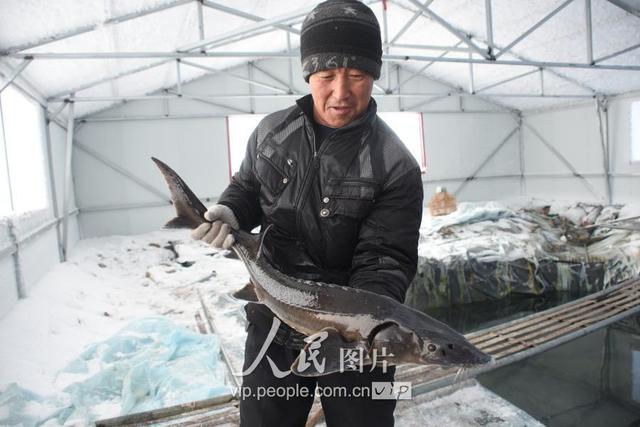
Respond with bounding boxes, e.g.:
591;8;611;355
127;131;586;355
410;199;640;308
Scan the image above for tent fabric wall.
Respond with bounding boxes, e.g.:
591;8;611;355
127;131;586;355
522;95;640;204
0;116;79;320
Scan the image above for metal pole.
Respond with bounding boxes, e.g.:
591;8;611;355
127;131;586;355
405;0;491;59
0;59;33;94
523;121;603;200
166;90;251;114
74;141;170;202
396;65;402;111
382;0;391;93
518;115;526;196
248;62;255;113
202;0;301;36
0;98;14;211
585;0;594;64
494;0;575;59
251;62;300;95
453;126;519;197
594;42;640;64
43;112;63;261
391;41;464;92
485;0;494;54
197;0;205;42
596;97;612;204
1;0;193;55
180;60;290;93
179;5;314;52
605;0;640;18
61;100;75;261
475;69;539;93
286;31;294;93
390;0;433;44
47;59;173;100
176;60;182;95
540;68;545;96
383;54;640;71
468;51;475;93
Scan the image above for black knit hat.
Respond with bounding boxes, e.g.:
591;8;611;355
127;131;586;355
300;0;382;82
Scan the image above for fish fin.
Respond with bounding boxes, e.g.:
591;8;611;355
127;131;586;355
165;216;196;229
291;327;367;377
151;157;208;229
256;224;274;259
232;282;260;302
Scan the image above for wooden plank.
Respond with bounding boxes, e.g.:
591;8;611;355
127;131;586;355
479;289;640;354
470;284;638;347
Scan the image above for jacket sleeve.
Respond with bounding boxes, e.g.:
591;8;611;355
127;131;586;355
349;167;424;303
217;130;262;231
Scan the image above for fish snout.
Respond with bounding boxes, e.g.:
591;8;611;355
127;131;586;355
420;340;492;367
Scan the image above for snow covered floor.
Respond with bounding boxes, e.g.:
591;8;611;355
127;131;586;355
0;229;249;425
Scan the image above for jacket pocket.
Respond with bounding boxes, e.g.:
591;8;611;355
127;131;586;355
323;178;378;219
255;147;295;200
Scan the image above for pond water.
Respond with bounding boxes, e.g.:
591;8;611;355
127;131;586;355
421;295;640;426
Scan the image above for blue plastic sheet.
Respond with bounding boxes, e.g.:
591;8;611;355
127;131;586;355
0;317;230;426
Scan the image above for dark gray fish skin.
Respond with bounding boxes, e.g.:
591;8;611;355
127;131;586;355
152;157;492;373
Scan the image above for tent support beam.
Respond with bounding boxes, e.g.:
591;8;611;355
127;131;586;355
180;60;289;93
605;0;640;19
0;59;32;94
453;126;519;197
74;141;170;203
201;0;300;36
594;42;640;64
61;101;75;261
494;0;575;59
390;0;434;44
405;0;491;59
50;92;596;103
391;41;464;92
166;90;251;113
251;62;301;95
0;0;193;55
43;113;64;262
178;5;313;52
596;97;612;204
523;121;603;200
14;51;639;72
518;115;526;195
476;69;539;93
197;0;205;42
585;0;594;64
485;0;495;53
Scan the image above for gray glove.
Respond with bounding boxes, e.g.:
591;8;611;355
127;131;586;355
191;204;239;250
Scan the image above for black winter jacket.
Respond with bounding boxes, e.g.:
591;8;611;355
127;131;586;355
219;95;423;308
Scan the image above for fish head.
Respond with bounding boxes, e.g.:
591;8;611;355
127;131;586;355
370;323;424;364
418;331;492;367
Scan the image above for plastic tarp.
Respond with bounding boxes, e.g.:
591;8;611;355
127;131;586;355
406;202;640;309
0;317;229;426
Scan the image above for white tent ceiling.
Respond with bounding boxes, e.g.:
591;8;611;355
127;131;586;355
1;0;639;118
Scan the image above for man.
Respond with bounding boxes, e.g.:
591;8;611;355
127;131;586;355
193;1;423;425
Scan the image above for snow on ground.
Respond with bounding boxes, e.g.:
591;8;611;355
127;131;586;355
0;229;250;425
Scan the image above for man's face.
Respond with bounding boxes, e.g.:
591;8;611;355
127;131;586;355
309;67;374;128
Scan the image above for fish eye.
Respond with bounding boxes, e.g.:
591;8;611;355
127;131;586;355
448;344;454;350
427;343;437;352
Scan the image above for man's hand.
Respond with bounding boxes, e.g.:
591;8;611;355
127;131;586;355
191;204;239;250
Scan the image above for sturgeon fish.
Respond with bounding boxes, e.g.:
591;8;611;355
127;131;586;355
152;157;492;376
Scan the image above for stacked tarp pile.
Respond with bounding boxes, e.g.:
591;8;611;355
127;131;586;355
406;201;640;309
